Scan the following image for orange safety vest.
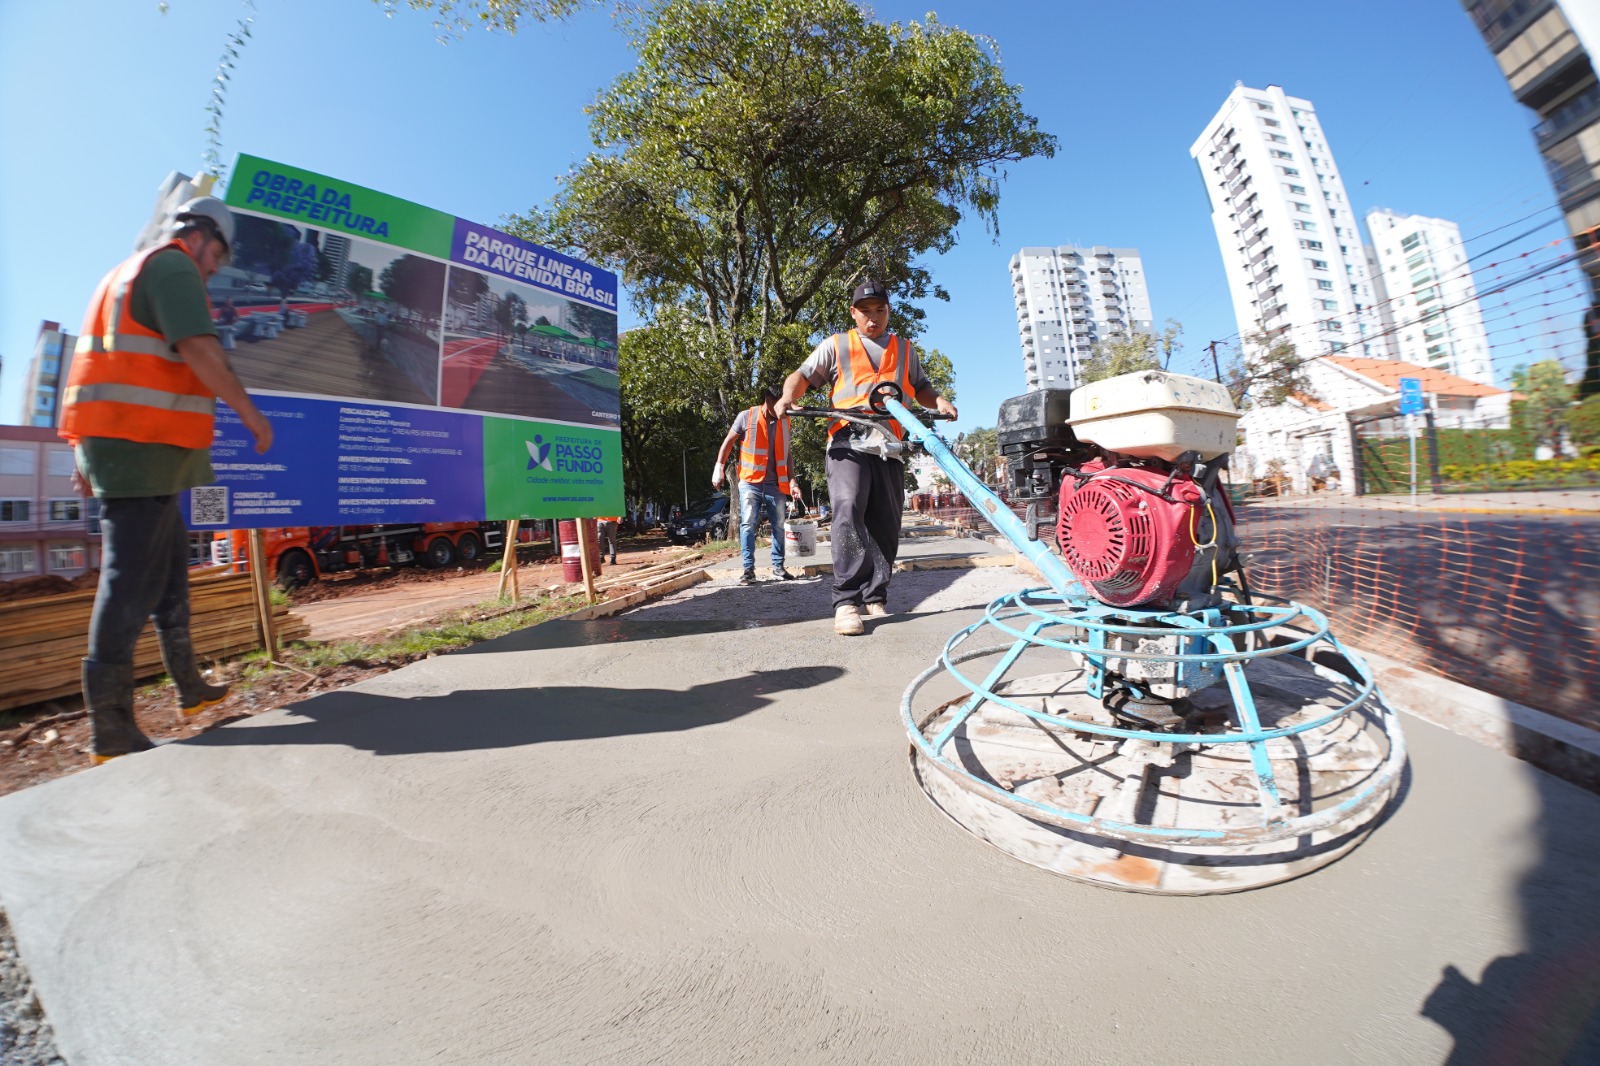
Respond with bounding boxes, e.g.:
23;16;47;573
59;240;217;450
736;406;790;494
826;329;913;442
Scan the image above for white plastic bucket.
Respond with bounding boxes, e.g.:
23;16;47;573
785;520;818;557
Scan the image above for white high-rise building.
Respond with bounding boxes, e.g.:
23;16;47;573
1190;84;1382;365
1365;210;1495;386
1009;245;1153;390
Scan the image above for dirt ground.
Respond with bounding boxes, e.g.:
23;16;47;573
0;532;731;798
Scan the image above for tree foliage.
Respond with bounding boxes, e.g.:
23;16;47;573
1509;359;1574;455
506;0;1050;416
1081;320;1183;384
346;264;374;297
955;425;1001;488
1228;330;1315;409
380;0;588;37
378;255;445;315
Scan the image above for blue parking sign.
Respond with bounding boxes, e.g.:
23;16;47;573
1398;377;1424;415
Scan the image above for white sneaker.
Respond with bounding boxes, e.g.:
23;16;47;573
863;603;890;618
834;604;865;636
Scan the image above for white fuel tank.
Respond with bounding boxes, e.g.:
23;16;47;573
1067;371;1240;461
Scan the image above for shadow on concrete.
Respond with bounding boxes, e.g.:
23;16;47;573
1420;757;1600;1063
185;664;843;758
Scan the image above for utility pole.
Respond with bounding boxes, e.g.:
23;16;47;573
1208;341;1223;384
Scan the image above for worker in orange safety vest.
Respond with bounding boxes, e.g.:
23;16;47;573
59;195;273;764
714;384;804;584
776;279;956;635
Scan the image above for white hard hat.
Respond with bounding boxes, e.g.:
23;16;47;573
171;196;234;250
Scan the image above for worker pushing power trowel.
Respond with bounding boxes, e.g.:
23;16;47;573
784;301;1405;892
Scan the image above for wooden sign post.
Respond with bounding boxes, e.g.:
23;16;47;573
496;519;521;601
574;518;599;604
245;527;278;660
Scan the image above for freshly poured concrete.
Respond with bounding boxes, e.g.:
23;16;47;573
3;550;1599;1064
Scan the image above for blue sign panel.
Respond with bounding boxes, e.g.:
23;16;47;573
1398;376;1424;415
186;396;488;529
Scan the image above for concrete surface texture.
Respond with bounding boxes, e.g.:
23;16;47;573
2;543;1599;1064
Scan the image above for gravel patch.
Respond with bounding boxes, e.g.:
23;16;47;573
0;912;63;1066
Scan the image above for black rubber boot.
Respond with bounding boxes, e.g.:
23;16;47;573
156;626;230;717
83;659;153;765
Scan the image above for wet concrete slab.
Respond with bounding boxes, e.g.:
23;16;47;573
2;562;1599;1064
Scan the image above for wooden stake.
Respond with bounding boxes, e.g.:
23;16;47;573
246;527;278;659
574;518;599;604
497;519;521;601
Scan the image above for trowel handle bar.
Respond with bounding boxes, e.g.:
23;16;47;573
877;394;1082;600
787;383;953;422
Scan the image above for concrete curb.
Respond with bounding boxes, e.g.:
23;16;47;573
796;553;1017;579
1359;649;1600;795
563;569;710;621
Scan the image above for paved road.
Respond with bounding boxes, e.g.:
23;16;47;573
2;539;1597;1064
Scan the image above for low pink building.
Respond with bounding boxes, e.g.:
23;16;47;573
0;425;100;581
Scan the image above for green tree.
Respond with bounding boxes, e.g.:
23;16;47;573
564;300;617;345
956;425;1001;488
448;267;490;312
615;306;727;509
1509;360;1574;456
1081;320;1183;384
506;0;1052;423
385;0;588;36
379;255;445;317
1567;395;1600;455
1227;330;1314;409
346;264;374;297
495;291;528;340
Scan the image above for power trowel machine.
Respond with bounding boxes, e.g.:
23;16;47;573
795;372;1405;893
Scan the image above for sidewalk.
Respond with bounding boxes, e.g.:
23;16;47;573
2;540;1598;1064
1242;487;1600;515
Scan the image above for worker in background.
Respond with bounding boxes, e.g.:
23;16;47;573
713;384;803;584
59;196;274;764
776;279;956;635
596;515;621;565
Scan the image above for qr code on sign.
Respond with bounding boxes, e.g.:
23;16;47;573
191;486;229;526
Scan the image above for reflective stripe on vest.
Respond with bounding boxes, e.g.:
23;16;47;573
59;241;217;449
826;330;911;441
737;405;790;494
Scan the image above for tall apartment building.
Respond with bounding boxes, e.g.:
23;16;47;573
1463;0;1600;392
1009;245;1153;390
1190;84;1382;367
18;320;76;428
1365;210;1496;386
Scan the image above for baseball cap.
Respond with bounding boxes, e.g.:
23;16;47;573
851;279;890;306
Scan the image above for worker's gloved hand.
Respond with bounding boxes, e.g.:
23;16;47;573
711;468;725;489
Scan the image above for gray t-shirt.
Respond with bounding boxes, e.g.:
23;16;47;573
731;408;780;488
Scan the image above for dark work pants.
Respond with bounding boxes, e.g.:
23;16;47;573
825;450;904;609
87;495;192;665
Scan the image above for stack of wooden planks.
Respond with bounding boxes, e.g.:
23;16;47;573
0;571;306;713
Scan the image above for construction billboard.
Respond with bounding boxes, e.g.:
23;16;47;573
185;153;621;529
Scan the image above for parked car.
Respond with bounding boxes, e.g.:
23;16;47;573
668;495;730;544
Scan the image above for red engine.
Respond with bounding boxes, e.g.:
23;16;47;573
1056;461;1205;607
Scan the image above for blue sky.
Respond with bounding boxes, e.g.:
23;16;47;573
0;0;1582;437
